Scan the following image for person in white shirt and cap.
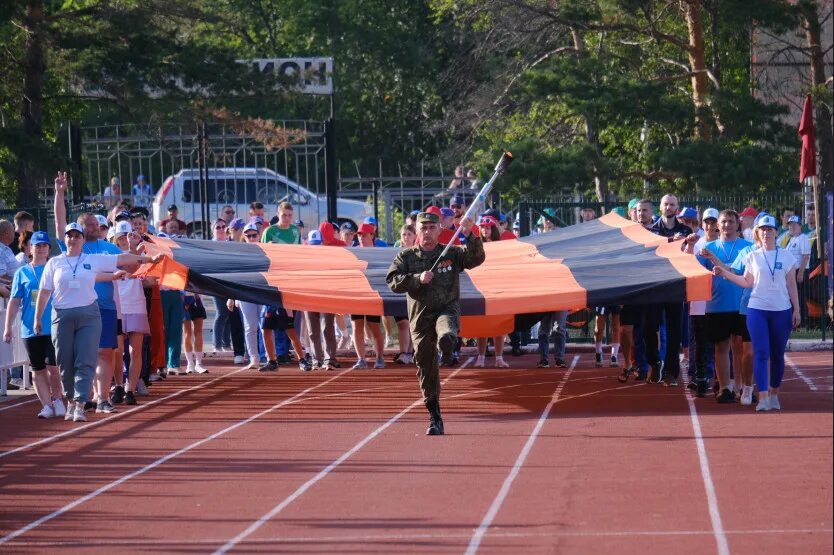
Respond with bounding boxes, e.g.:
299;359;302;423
34;223;162;422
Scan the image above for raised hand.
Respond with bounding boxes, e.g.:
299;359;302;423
54;171;68;193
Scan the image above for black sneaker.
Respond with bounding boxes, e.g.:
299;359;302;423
425;399;444;436
594;352;603;367
716;388;736;404
156;369;167;380
648;362;664;384
259;360;279;372
610;355;619;368
617;367;633;383
83;401;97;412
553;358;567;368
124;391;137;405
299;354;313;372
324;359;341;369
110;385;125;404
696;380;708;398
536;359;550;368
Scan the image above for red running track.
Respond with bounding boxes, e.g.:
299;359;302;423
0;351;831;554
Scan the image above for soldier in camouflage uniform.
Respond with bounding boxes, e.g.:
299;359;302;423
386;211;485;435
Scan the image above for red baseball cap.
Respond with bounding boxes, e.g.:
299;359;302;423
739;206;759;219
358;223;376;235
426;206;442;217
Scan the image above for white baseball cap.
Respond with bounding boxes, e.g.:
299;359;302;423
702;208;719;221
114;221;132;236
755;215;778;229
64;222;84;235
243;223;259;234
95;214;109;228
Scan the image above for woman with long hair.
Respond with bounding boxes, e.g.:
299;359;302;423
393;224;417;364
473;217;509;368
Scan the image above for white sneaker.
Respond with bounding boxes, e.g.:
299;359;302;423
37;405;55;419
185;363;196;374
244;360;259;370
136;381;150;396
193;364;209;374
756;396;770;412
233;355;244;364
495;357;510;368
474;356;485;368
401;353;413;364
73;406;87;422
769;395;781;411
740;386;753;406
52;399;66;418
148;373;162;382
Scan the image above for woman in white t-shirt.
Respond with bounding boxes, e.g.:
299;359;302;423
111;222;152;405
34;223;161;422
713;215;800;412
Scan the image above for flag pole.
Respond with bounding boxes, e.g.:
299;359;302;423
428;151;513;273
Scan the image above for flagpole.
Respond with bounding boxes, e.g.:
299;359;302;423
428;151;513;273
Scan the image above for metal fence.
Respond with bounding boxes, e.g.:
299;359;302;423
516;194;831;341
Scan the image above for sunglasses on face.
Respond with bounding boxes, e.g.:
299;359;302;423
244;233;258;239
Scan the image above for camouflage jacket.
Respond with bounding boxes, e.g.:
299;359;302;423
386;235;485;320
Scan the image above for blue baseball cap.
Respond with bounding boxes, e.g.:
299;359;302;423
450;195;465;207
249;216;265;225
440;207;455;218
678;207;698;220
31;231;50;246
294;219;305;227
409;209;420;216
754;211;770;224
228;218;246;230
363;216;378;226
787;215;802;224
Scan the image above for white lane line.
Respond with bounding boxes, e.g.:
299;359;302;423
213;358;474;555
682;374;730;555
0;397;38;412
0;367;250;460
785;355;819;391
5;527;831;547
0;370;350;546
464;354;578;555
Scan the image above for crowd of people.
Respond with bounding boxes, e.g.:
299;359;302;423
0;169;818;421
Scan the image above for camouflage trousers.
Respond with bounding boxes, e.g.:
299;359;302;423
410;308;459;403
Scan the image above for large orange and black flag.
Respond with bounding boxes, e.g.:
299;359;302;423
139;213;712;336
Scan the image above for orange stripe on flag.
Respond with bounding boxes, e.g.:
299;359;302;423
257;244;386;315
599;212;667;247
468;240;587;314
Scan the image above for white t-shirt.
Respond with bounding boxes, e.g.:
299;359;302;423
782;233;811;270
116;277;147;315
743;247;797;312
39;253;118;309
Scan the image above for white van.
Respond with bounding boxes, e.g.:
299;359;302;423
151;167;371;238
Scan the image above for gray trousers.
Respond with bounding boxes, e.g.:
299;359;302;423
305;312;337;363
52;302;101;403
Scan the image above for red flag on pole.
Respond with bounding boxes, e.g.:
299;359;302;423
799;94;816;182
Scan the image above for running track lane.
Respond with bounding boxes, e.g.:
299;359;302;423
1;351;830;553
693;350;833;554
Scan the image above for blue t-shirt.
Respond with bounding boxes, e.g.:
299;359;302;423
58;239;122;310
730;244;757;315
698;238;752;313
373;238;388;247
11;264;52;338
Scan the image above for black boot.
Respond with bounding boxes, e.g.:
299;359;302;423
425;398;444;436
438;334;456;367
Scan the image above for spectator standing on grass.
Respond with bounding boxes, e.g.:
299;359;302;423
3;231;65;419
713;215;800;412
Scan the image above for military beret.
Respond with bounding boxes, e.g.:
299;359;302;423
417;212;440;224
